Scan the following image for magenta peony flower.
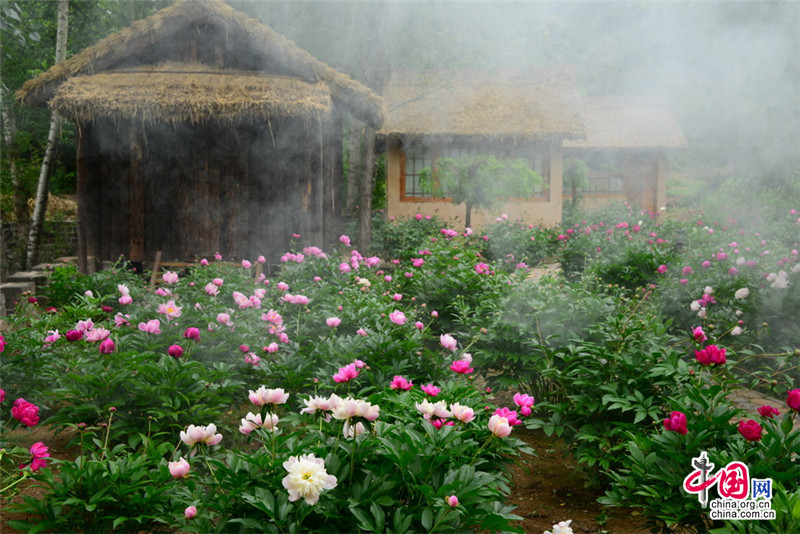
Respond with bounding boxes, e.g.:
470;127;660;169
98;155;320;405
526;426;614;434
98;338;116;354
11;398;40;427
513;393;535;417
421;384;440;397
389;375;413;391
333;363;359;383
168;345;184;358
450;360;473;374
738;419;763;442
692;326;707;343
758;405;780;418
183;327;201;340
663;411;688;435
445;495;459;507
787;389;800;411
65;329;83;342
695;345;726;366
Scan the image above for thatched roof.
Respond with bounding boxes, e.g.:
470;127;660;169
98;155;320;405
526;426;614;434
378;68;584;142
50;63;331;125
16;0;385;128
564;96;686;150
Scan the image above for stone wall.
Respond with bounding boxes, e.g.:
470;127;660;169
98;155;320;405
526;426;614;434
1;222;78;281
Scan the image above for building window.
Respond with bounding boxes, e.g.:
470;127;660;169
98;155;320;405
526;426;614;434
403;142;433;198
563;152;622;195
401;140;549;201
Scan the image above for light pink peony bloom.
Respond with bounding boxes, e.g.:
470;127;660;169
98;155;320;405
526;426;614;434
244;352;261;366
332;397;380;421
180;424;222;447
326;317;341;328
356;328;368;337
440;334;458;351
138;319;162;334
339;235;351;247
76;319;94;332
162;271;179;284
264;342;279;353
44;330;61;344
445;495;459;507
157;300;182;319
216;313;232;326
389;310;407;325
85;327;110;342
204;283;219;296
249;386;289;406
114;313;130;327
241;259;252;269
301;394;342;415
450;403;475;423
239;412;279;434
119;295;133;305
184;506;197;519
232;291;250;309
488;414;512;438
415;399;451;420
168;457;190;478
343;420;367;439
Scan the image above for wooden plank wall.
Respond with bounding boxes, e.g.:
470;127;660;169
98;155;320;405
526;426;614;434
76;116;343;266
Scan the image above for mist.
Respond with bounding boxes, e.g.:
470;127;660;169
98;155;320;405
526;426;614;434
233;0;799;183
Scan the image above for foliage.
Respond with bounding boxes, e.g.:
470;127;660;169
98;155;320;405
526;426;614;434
419;155;542;226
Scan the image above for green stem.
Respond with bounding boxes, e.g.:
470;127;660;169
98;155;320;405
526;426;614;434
429;508;452;534
0;472;30;494
100;410;115;462
469;435;494;466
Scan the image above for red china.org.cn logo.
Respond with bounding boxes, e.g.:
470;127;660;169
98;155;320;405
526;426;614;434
683;451;775;520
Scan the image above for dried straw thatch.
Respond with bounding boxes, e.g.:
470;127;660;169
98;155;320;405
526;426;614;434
564;96;686;149
17;0;385;128
50;63;332;125
378;68;584;142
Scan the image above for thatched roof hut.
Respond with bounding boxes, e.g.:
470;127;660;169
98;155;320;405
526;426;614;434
18;0;385;267
564;97;686;150
378;67;584;144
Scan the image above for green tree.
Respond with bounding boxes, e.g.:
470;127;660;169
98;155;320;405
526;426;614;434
420;155;542;228
562;157;588;213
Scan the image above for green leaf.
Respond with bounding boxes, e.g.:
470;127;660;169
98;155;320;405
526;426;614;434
420;507;433;531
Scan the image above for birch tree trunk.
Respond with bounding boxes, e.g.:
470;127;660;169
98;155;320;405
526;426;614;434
1;89;20;276
26;0;69;269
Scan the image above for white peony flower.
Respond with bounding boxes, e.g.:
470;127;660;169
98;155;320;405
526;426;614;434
544;519;574;534
281;453;337;505
734;287;750;300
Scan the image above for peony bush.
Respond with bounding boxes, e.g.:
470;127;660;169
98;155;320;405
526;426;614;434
1;201;799;533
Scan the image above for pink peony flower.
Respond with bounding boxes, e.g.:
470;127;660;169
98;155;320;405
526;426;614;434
663;411;688;435
388;310;407;325
450;360;473;374
249;386;289;406
440;334;458;351
513;393;535;417
168;457;190;478
66;329;83;342
692;326;707;343
157;300;182;319
356;328;368;337
389;375;413;391
180;424;222;447
414;321;424;330
488;414;512;438
656;264;667;274
162;271;179;284
445;495;459;507
450;403;475;423
138;319;162;334
326;317;341;328
11;398;40;427
184;506;197;519
757;405;780;418
244;352;261;366
241;259;252;269
421;384;440;397
119;295;133;305
415;399;451;420
339;235;351;247
23;442;49;472
695;345;726;366
239;412;279;434
0;389;5;402
738;419;763;441
168;345;184;358
98;338;116;354
264;342;279;353
333;363;359;383
183;327;201;340
494;407;522;426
